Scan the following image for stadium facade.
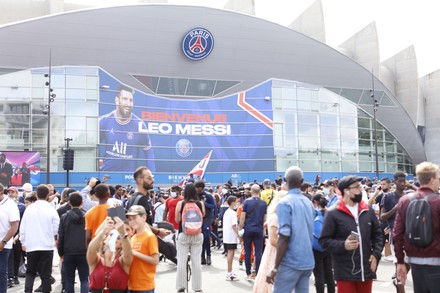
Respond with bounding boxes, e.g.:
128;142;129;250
0;2;435;187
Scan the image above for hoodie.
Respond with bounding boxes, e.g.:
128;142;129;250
58;208;87;256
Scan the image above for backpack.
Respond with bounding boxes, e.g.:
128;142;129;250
181;201;203;235
312;209;325;252
405;193;437;248
126;192;153;225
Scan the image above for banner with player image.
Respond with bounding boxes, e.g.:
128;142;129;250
0;151;40;187
98;70;274;173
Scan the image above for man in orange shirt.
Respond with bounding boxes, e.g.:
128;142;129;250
85;184;111;245
127;205;159;293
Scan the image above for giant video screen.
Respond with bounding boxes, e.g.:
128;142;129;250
98;70;274;173
0;151;40;187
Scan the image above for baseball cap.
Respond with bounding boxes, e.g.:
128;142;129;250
21;183;33;192
126;205;146;216
338;176;363;194
7;187;18;193
262;179;271;187
323;180;335;187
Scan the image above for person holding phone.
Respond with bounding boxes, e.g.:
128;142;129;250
319;176;383;293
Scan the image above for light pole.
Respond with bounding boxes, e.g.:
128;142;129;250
43;50;56;183
370;72;379;180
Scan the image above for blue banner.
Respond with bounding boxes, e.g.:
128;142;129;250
98;70;274;174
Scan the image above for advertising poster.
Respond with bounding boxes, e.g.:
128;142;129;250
98;70;274;174
0;151;40;187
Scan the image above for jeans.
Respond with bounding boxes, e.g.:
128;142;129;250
201;224;211;258
63;255;89;293
0;248;11;293
243;230;264;276
25;250;53;293
312;250;335;293
8;240;22;278
273;264;312;293
411;263;440;293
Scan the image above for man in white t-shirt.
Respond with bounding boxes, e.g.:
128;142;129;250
153;193;167;224
0;183;20;293
222;195;240;281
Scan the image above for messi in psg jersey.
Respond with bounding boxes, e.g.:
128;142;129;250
99;110;155;172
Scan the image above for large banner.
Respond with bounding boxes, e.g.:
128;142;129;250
0;151;40;187
98;70;274;173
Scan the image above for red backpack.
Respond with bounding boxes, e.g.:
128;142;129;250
181;201;203;235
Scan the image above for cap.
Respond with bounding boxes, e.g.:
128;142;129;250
7;187;18;193
126;205;146;216
323;180;335;187
262;179;271;187
65;188;77;199
21;183;33;192
338;176;363;193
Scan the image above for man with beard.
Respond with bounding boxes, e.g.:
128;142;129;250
99;85;155;172
0;153;13;188
319;176;383;293
125;166;155;225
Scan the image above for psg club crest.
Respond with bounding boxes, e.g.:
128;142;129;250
182;28;214;61
176;139;193;157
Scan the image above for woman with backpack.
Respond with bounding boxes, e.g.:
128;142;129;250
312;193;335;293
174;183;206;293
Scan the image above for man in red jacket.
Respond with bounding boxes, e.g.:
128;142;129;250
393;161;440;293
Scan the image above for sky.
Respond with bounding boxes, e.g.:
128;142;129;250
68;0;440;77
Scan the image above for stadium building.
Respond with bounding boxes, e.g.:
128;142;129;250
0;0;437;187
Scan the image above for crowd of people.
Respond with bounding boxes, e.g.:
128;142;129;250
1;161;440;293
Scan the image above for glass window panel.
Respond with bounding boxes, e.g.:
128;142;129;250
32;87;44;99
340;127;357;138
342;151;358;161
359;139;372;151
359;90;383;105
342;160;358;172
32;74;45;87
310;90;319;102
281;87;296;99
282;98;296;109
274;123;283;147
273;97;282;110
311;102;319;112
320;103;338;113
339;100;357;114
66;75;85;89
86;89;98;101
299;159;320;172
340;115;357;127
276;157;298;172
298;124;318;136
297;113;317;124
320;125;339;138
340;88;363;104
320;114;338;126
297;100;311;111
87;117;98;144
157;77;188;95
66;89;86;100
51;74;65;88
298;136;319;148
297;88;311;100
359;129;371;140
66;102;97;116
213;81;240;95
380;93;396;106
86;76;98;90
66;116;85;130
66;67;98;75
321;160;340;172
325;87;341;95
321;150;339;160
341;138;358;151
320;136;340;150
384;131;395;142
272;87;282;99
186;79;215;96
359;161;373;172
358;117;371;129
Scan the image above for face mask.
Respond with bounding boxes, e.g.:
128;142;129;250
170;192;177;198
382;188;389;193
351;193;363;203
323;188;330;196
0;158;5;163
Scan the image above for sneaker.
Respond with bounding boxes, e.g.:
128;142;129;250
8;279;14;288
225;273;240;281
13;276;20;285
238;263;245;271
245;275;255;282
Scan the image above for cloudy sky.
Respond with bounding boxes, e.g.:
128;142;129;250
68;0;440;76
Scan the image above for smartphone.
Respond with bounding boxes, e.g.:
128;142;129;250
107;205;126;220
350;231;359;240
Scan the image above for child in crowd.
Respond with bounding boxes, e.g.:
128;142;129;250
223;196;240;281
126;205;159;293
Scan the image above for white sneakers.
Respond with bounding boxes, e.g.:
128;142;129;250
225;272;240;281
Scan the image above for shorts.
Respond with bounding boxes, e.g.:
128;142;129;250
225;243;237;250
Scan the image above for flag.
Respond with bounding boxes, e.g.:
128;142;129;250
179;150;213;186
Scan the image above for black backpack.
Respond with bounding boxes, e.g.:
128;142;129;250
126;192;153;225
405;193;437;248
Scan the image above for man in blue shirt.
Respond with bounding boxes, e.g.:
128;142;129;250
99;86;155;172
267;166;315;293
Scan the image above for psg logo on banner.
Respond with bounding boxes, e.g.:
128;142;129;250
182;28;214;61
176;139;193;157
